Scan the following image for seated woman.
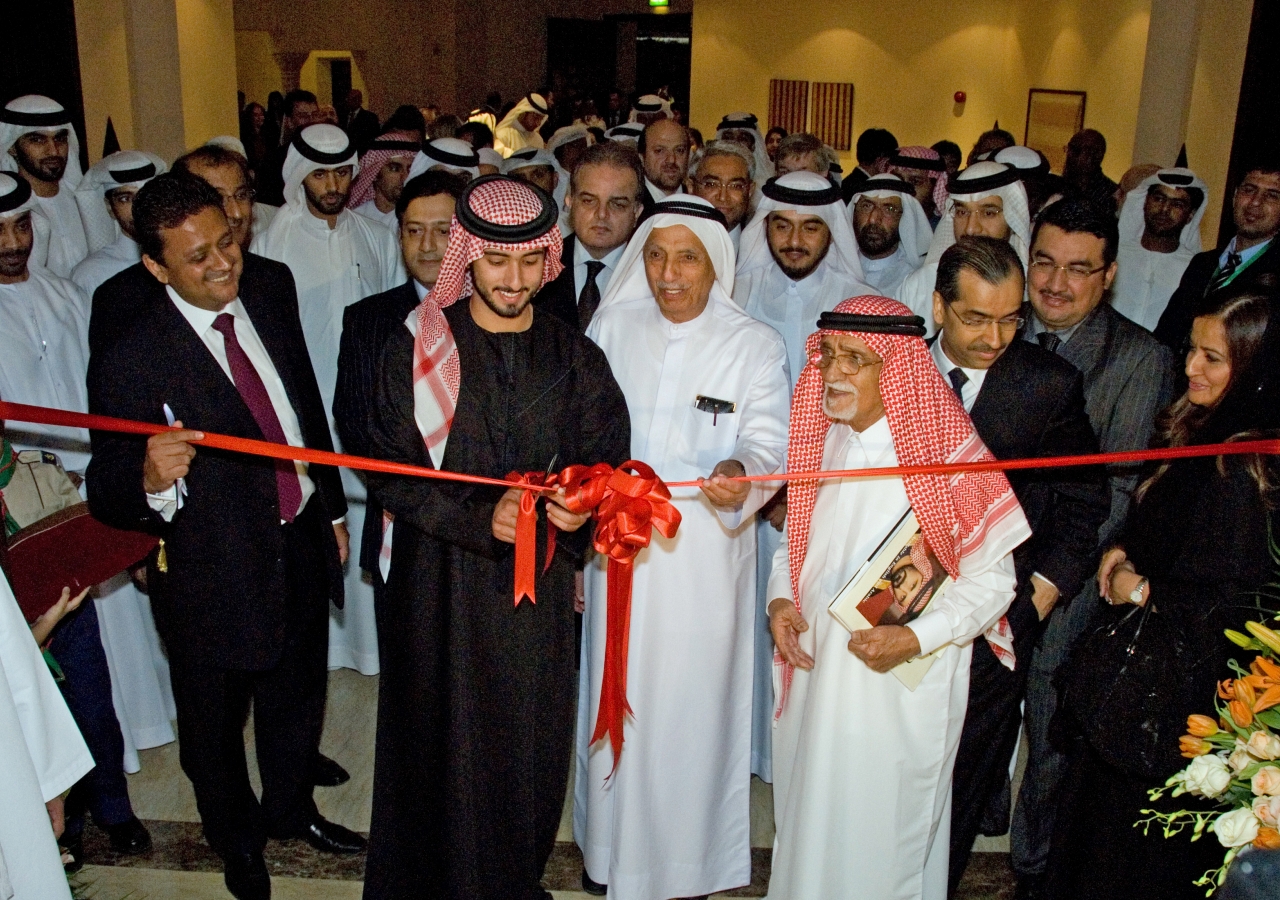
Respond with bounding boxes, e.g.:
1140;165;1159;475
1044;288;1279;900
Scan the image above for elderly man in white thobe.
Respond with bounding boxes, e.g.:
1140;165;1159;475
765;297;1029;900
0;569;96;900
896;162;1031;337
575;196;790;900
1112;167;1209;330
494;93;550;157
731;169;873;780
70;151;165;297
0;95;89;278
252;123;402;677
850;173;932;297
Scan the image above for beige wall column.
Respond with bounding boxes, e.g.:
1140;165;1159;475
1132;0;1204;167
122;0;188;161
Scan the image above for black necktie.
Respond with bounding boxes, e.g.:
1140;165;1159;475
1037;332;1062;355
1208;251;1242;294
948;367;968;400
578;260;605;331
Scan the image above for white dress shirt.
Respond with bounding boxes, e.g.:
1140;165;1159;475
572;239;625;304
929;334;988;412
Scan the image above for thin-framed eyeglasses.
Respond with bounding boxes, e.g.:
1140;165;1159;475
692;176;750;196
219;187;256;205
1028;259;1107;283
951;310;1025;330
811;348;883;375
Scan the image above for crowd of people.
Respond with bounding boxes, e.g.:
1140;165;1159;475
0;78;1278;900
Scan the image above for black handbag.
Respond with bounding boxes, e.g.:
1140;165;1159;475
1059;600;1196;780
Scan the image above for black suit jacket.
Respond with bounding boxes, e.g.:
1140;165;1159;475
1154;237;1280;348
333;278;421;575
345;108;380;154
86;256;346;670
966;339;1110;645
839;167;872;204
535;234;582;332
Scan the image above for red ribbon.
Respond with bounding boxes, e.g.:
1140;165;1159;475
505;471;561;606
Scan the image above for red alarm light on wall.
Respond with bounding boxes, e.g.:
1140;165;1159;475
954;91;967;104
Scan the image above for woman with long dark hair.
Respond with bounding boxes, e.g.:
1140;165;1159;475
1044;288;1279;900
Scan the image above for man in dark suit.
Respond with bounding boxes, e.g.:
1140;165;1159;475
928;237;1110;896
333;169;465;622
1155;157;1280;348
839;127;898;204
1010;198;1175;899
86;175;365;900
341;89;380;155
536;141;645;333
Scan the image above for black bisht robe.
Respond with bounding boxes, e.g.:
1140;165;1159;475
362;300;631;900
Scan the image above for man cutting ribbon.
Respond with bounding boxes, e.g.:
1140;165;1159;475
360;174;630;900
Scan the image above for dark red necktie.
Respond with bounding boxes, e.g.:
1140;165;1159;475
211;313;303;522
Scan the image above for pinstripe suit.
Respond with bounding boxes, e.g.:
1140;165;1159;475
1010;300;1176;881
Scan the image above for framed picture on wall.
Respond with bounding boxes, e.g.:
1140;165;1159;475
1024;89;1086;174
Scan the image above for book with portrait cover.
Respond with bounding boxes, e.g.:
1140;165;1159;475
828;509;950;690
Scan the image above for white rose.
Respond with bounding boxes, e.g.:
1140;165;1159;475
1253;795;1280;827
1214;807;1261;848
1248;731;1280;761
1185;754;1233;798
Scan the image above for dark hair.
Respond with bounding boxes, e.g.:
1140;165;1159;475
570;140;646;201
171;145;253;187
383;105;426;136
976;128;1017;152
931;140;962;167
1242;150;1280;180
766;126;788;140
1031;196;1120;266
282;90;318;118
935;236;1025;304
855;128;898;166
395;170;468;221
133;174;226;263
456;121;494;149
637;119;688;156
427;114;463;141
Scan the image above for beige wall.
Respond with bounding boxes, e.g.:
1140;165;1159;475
73;0;137;163
176;0;240;147
235;29;283;109
689;0;1152;182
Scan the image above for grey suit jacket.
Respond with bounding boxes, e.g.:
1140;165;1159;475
1024;302;1175;547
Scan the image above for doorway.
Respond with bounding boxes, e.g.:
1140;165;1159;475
0;0;88;168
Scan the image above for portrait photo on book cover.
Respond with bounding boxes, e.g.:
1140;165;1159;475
856;535;946;628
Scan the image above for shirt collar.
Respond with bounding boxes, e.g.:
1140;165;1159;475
1028;309;1086;345
574;238;625;271
166;285;246;335
1223;235;1273;267
929;331;989;392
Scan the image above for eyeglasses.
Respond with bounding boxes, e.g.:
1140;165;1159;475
1028;259;1108;283
219;188;256;205
951;310;1025;330
853;199;903;219
692;177;750;196
811;349;883;375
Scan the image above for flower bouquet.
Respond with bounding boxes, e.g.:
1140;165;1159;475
1139;619;1280;894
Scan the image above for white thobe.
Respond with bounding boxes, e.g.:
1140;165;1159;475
494;122;544;157
576;293;790;900
1111;242;1194;331
0;270;176;772
765;419;1017;900
252;207;403;675
860;244;920;298
32;189;89;278
0;574;95;900
895;262;940;338
353;198;398;231
70;231;140;298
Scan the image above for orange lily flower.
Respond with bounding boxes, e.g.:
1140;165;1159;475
1179;735;1213;758
1244;656;1280;714
1187;714;1219;738
1255;827;1280;850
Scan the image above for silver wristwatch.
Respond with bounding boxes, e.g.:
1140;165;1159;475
1128;577;1148;605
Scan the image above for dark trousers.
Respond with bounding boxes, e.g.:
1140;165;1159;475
49;599;134;836
949;590;1046;895
168;504;330;858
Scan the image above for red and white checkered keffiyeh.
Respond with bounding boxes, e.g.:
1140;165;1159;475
776;296;1028;716
892;145;949;214
410;177;564;466
348;131;420;210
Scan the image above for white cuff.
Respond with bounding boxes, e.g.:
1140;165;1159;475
145;483;181;522
906;609;954;658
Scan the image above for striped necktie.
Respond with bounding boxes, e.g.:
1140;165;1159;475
1207;251;1242;294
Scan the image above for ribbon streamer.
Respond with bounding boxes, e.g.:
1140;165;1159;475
505;470;561;606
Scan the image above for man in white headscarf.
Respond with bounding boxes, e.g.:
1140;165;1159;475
1112;167;1208;330
605;123;643;146
628;93;673;124
476;146;503;176
347;132;422;230
716;112;774;183
502;146;560;207
407;137;481;184
575;195;790;900
850;174;931;297
494;93;550;157
70;151;165;296
732;170;871;781
895;161;1031;336
252;124;402;677
0;95;88;277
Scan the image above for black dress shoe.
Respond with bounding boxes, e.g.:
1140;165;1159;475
104;817;153;854
293;816;366;854
224;849;271;900
60;833;84;874
582;868;607;896
312;753;350;787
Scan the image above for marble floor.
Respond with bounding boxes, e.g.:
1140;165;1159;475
73;668;1017;899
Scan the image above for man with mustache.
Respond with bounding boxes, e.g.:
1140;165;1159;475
927;237;1108;895
333;169;466;649
575;196;789;900
639;118;690;202
687;140;756;253
253;123;402;681
359;175;629;900
850;174;932;297
86;174;364;899
0;95;90;278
